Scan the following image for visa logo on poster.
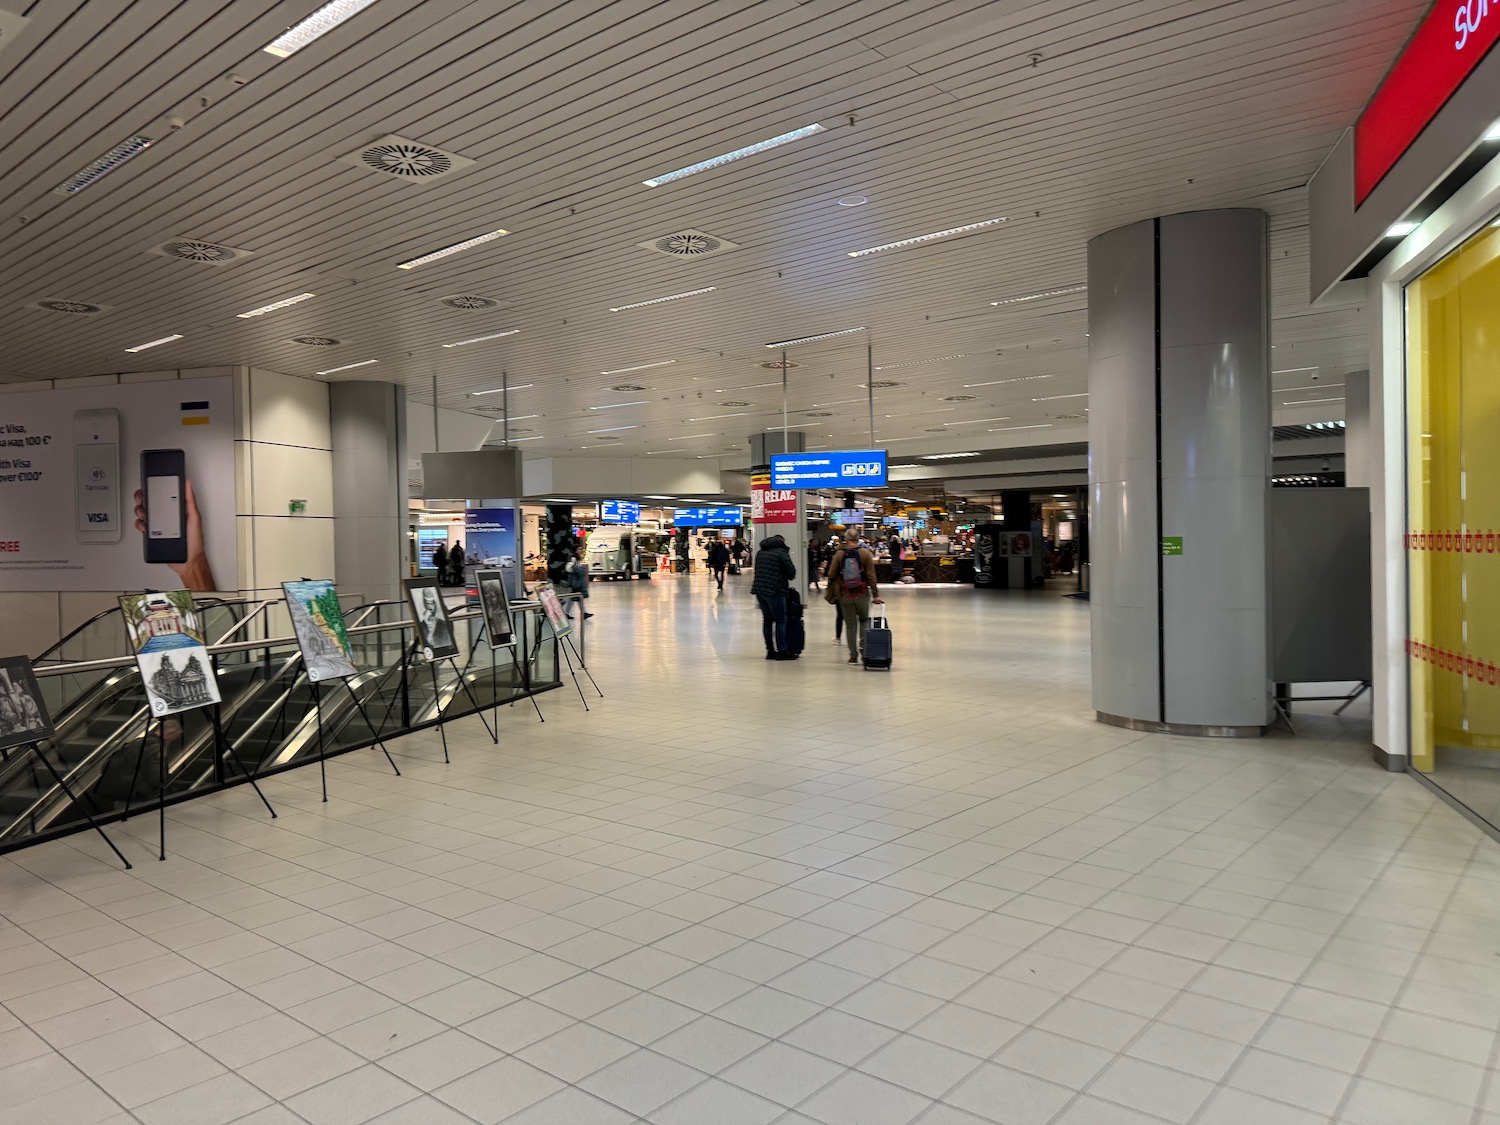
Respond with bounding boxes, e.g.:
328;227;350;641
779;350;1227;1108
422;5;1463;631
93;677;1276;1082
86;512;110;523
769;449;888;489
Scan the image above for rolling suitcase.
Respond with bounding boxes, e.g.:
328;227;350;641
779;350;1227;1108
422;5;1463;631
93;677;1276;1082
784;589;806;657
862;612;892;670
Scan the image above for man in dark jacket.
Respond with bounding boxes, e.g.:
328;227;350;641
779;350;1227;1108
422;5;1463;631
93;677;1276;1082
707;539;731;591
751;534;797;660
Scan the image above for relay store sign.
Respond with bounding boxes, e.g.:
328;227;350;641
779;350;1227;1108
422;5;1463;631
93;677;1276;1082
1354;0;1500;204
769;449;888;489
750;472;797;523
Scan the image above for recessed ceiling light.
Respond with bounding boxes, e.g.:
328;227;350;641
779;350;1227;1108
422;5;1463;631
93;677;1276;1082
642;123;824;186
469;384;534;395
668;433;716;440
767;327;866;348
884;407;955;417
1488;120;1500;141
921;452;981;460
989;423;1054;432
645;495;676;500
264;0;378;56
1281;383;1344;393
124;334;182;353
873;354;972;371
397;228;510;269
1281;396;1345;405
55;135;155;196
236;292;317;318
848;217;1007;257
963;374;1054;388
316;359;378;375
601;360;676;374
506;435;546;441
686;412;749;421
990;285;1086;306
609;287;717;312
1386;221;1418;238
1033;392;1088;401
1273;367;1319;375
587;425;638;433
837;195;869;207
942;417;1011;425
589;401;648;410
442;329;519;347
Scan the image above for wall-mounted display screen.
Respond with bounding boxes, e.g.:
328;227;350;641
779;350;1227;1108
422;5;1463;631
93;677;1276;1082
599;500;640;523
835;509;865;524
672;507;742;527
770;449;888;489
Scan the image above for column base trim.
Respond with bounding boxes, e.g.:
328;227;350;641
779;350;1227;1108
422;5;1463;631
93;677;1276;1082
1372;745;1407;772
1096;711;1264;738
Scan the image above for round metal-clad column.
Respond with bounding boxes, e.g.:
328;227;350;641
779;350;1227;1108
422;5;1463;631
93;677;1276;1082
1088;209;1271;735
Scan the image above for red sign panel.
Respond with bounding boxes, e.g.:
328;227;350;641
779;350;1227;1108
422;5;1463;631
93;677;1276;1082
750;472;797;523
1355;0;1500;205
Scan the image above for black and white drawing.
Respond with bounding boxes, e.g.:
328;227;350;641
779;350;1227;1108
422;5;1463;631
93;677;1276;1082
476;568;514;648
136;649;217;715
405;577;458;660
0;656;53;750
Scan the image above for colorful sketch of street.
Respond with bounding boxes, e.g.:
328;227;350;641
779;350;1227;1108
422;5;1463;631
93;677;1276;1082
282;579;358;682
535;585;571;638
119;591;222;717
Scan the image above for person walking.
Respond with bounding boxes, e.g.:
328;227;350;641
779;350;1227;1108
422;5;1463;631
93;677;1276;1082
448;541;466;586
566;541;593;619
751;533;797;660
431;541;449;584
888;532;905;582
808;540;824;590
707;538;731;591
826;530;882;665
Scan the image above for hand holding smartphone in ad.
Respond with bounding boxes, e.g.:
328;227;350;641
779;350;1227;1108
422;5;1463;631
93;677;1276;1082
134;449;216;592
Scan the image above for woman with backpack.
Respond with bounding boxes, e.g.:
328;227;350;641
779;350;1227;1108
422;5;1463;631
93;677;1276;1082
825;530;883;664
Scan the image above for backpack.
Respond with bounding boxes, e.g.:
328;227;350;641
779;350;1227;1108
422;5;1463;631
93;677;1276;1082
840;551;867;597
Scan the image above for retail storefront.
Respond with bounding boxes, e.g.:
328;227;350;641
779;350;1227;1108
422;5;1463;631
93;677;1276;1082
1311;1;1500;823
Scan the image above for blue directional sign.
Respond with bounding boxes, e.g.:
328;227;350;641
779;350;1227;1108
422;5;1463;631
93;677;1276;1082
599;500;640;523
770;449;888;489
672;507;743;527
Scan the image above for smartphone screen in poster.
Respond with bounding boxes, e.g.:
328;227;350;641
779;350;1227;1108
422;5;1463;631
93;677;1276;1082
141;449;187;565
145;475;182;539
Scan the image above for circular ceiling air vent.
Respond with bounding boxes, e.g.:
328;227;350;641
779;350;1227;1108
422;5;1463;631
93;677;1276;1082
362;141;453;178
160;240;239;263
867;380;903;389
720;400;751;407
289;336;342;347
653;232;721;256
440;295;500;311
610;383;649;392
761;360;800;370
942;394;977;401
35;299;102;314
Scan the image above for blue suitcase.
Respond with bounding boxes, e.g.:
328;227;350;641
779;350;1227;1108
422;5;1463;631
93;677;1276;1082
863;614;892;670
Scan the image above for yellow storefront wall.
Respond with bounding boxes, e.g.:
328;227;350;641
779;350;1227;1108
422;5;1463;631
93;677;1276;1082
1407;223;1500;773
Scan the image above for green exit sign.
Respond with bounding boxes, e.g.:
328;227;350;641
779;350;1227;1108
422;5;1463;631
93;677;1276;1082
1161;536;1183;556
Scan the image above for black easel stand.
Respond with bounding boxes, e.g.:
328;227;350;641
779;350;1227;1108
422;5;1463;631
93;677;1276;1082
211;704;277;820
479;622;545;726
531;621;597;711
19;740;132;870
421;645;500;764
310;676;400;803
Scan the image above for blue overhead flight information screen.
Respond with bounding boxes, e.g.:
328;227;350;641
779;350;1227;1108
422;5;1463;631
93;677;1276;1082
673;507;743;527
599;500;640;523
770;449;888;489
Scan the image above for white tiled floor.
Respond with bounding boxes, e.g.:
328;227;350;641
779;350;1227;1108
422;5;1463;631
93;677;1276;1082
3;575;1498;1125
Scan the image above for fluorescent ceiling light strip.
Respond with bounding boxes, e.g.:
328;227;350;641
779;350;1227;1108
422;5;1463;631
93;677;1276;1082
601;360;676;374
989;423;1054;431
442;329;519;347
922;452;980;459
668;434;715;440
1280;383;1343;393
990;285;1087;306
766;326;866;348
589;401;647;410
397;228;510;269
609;287;716;312
588;425;638;433
469;384;534;396
316;359;378;374
884;408;956;417
719;381;783;392
1032;393;1088;401
1282;396;1345;405
55;135;155;195
124;334;182;353
1386;221;1418;238
686;412;749;421
1273;367;1319;375
495;414;539;420
942;417;1011;425
237;292;316;318
873;354;973;371
265;0;379;56
849;217;1007;258
963;374;1053;387
506;434;546;441
642;124;824;186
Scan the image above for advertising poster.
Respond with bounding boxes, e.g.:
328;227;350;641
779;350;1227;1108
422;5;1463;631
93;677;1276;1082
282;580;357;682
750;473;797;523
464;507;519;598
404;577;458;660
0;378;236;592
120;591;222;717
0;655;54;750
535;584;571;638
476;568;514;648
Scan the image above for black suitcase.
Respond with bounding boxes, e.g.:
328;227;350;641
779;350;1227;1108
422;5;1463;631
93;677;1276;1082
863;614;892;670
784;589;806;656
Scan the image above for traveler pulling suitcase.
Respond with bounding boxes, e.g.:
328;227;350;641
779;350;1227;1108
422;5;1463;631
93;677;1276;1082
784;589;806;657
863;612;892;670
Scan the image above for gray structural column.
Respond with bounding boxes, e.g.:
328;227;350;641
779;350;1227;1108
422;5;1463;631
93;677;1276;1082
544;505;574;586
330;381;407;604
1088;209;1272;734
749;431;807;590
